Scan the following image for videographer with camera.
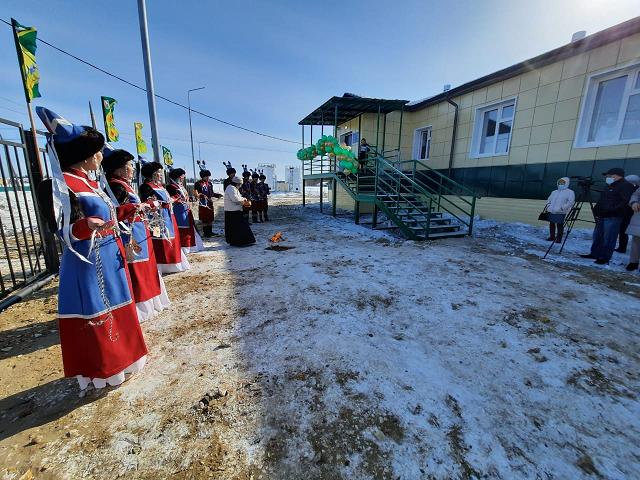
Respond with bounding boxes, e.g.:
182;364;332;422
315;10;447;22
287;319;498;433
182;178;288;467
580;168;636;265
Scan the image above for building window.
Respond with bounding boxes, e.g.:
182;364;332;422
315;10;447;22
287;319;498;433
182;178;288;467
576;64;640;147
412;126;432;160
340;131;353;146
471;99;515;157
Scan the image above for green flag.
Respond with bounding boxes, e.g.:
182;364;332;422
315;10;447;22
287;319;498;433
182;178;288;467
101;96;119;142
11;18;41;102
162;146;173;166
134;122;147;154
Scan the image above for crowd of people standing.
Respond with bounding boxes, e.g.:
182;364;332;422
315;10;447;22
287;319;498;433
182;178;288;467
35;108;269;392
543;168;640;269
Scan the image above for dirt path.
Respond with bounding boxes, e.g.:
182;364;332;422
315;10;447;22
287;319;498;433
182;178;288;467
1;196;639;479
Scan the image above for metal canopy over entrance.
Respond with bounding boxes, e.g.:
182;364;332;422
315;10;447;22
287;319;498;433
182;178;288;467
298;94;409;217
298;94;408;126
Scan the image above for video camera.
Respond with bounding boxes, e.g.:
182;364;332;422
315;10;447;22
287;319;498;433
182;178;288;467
569;176;595;188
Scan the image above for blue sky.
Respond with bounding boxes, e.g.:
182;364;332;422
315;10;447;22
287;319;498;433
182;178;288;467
1;0;638;179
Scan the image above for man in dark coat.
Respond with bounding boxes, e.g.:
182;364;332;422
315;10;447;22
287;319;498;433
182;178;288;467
194;169;223;237
222;162;236;191
581;168;636;265
238;166;253;223
250;171;261;223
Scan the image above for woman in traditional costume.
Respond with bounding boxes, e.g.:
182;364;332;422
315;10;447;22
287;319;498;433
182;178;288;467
102;148;170;321
194;168;222;238
224;176;256;247
166;168;203;252
138;162;190;274
35;107;147;390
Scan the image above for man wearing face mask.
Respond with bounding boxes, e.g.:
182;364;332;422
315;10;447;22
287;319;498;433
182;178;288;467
580;168;636;265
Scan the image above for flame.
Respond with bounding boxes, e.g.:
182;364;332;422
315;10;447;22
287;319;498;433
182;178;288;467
270;232;283;243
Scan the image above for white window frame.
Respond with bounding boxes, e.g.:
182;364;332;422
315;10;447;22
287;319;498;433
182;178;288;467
470;97;517;158
574;61;640;148
412;125;432;160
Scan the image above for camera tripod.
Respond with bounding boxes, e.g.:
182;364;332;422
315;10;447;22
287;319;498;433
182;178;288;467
543;182;596;259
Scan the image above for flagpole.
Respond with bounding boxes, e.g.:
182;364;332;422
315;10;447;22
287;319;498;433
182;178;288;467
137;0;162;164
10;18;43;178
89;100;97;129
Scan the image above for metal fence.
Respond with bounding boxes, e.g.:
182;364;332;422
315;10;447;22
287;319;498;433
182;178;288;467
0;117;58;299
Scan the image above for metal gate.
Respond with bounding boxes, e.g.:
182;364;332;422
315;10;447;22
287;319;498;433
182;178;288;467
0;117;58;299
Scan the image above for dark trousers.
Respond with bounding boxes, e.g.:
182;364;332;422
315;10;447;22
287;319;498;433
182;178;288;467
618;209;633;251
590;217;623;262
549;223;564;242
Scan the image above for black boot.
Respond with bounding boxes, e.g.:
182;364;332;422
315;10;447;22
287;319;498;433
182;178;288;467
626;262;639;271
264;213;269;222
203;225;213;238
252;215;259;223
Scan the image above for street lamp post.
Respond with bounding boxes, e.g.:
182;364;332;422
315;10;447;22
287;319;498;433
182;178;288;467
188;87;205;181
197;140;208;163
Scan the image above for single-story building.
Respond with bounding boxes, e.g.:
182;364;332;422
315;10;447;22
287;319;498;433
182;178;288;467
300;16;640;226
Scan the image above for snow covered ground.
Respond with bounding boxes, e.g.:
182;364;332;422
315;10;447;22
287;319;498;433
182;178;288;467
0;195;638;479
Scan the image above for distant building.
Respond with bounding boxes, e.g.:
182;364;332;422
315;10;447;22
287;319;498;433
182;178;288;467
285;165;302;192
258;163;277;191
276;180;289;192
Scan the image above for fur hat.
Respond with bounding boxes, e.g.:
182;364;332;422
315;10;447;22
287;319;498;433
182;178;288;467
200;169;211;178
141;161;163;179
102;148;134;176
53;128;105;168
223;161;236;176
168;168;186;180
36;107;105;168
241;164;251;178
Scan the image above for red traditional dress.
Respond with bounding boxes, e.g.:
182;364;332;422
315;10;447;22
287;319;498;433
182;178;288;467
108;176;170;321
59;169;148;388
166;179;203;253
139;180;191;274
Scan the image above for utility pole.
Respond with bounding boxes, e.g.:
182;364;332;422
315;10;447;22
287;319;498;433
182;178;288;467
188;87;205;181
137;0;162;163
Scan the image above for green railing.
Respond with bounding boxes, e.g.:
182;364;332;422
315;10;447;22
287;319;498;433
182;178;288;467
389;159;477;235
300;150;478;239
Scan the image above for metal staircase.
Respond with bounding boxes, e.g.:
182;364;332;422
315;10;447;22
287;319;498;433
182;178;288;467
302;150;478;241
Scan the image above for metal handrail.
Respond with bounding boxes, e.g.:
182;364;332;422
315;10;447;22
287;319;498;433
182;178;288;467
375;156;474;232
398;175;473;226
300;151;477;239
412;159;477;198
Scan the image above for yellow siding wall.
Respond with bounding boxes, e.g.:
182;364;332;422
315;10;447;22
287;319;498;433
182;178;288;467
402;33;640;168
449;196;592;227
331;181;374;213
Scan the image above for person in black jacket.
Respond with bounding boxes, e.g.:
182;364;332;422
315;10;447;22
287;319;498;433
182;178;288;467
615;175;640;253
580;168;636;265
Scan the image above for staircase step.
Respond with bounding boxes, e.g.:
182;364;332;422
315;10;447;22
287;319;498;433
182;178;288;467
417;230;468;239
408;224;461;233
400;217;450;225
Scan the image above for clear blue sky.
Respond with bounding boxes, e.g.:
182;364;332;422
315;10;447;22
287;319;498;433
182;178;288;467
1;0;638;179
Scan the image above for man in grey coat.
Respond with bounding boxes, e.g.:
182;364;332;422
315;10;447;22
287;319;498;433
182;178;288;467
626;187;640;271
